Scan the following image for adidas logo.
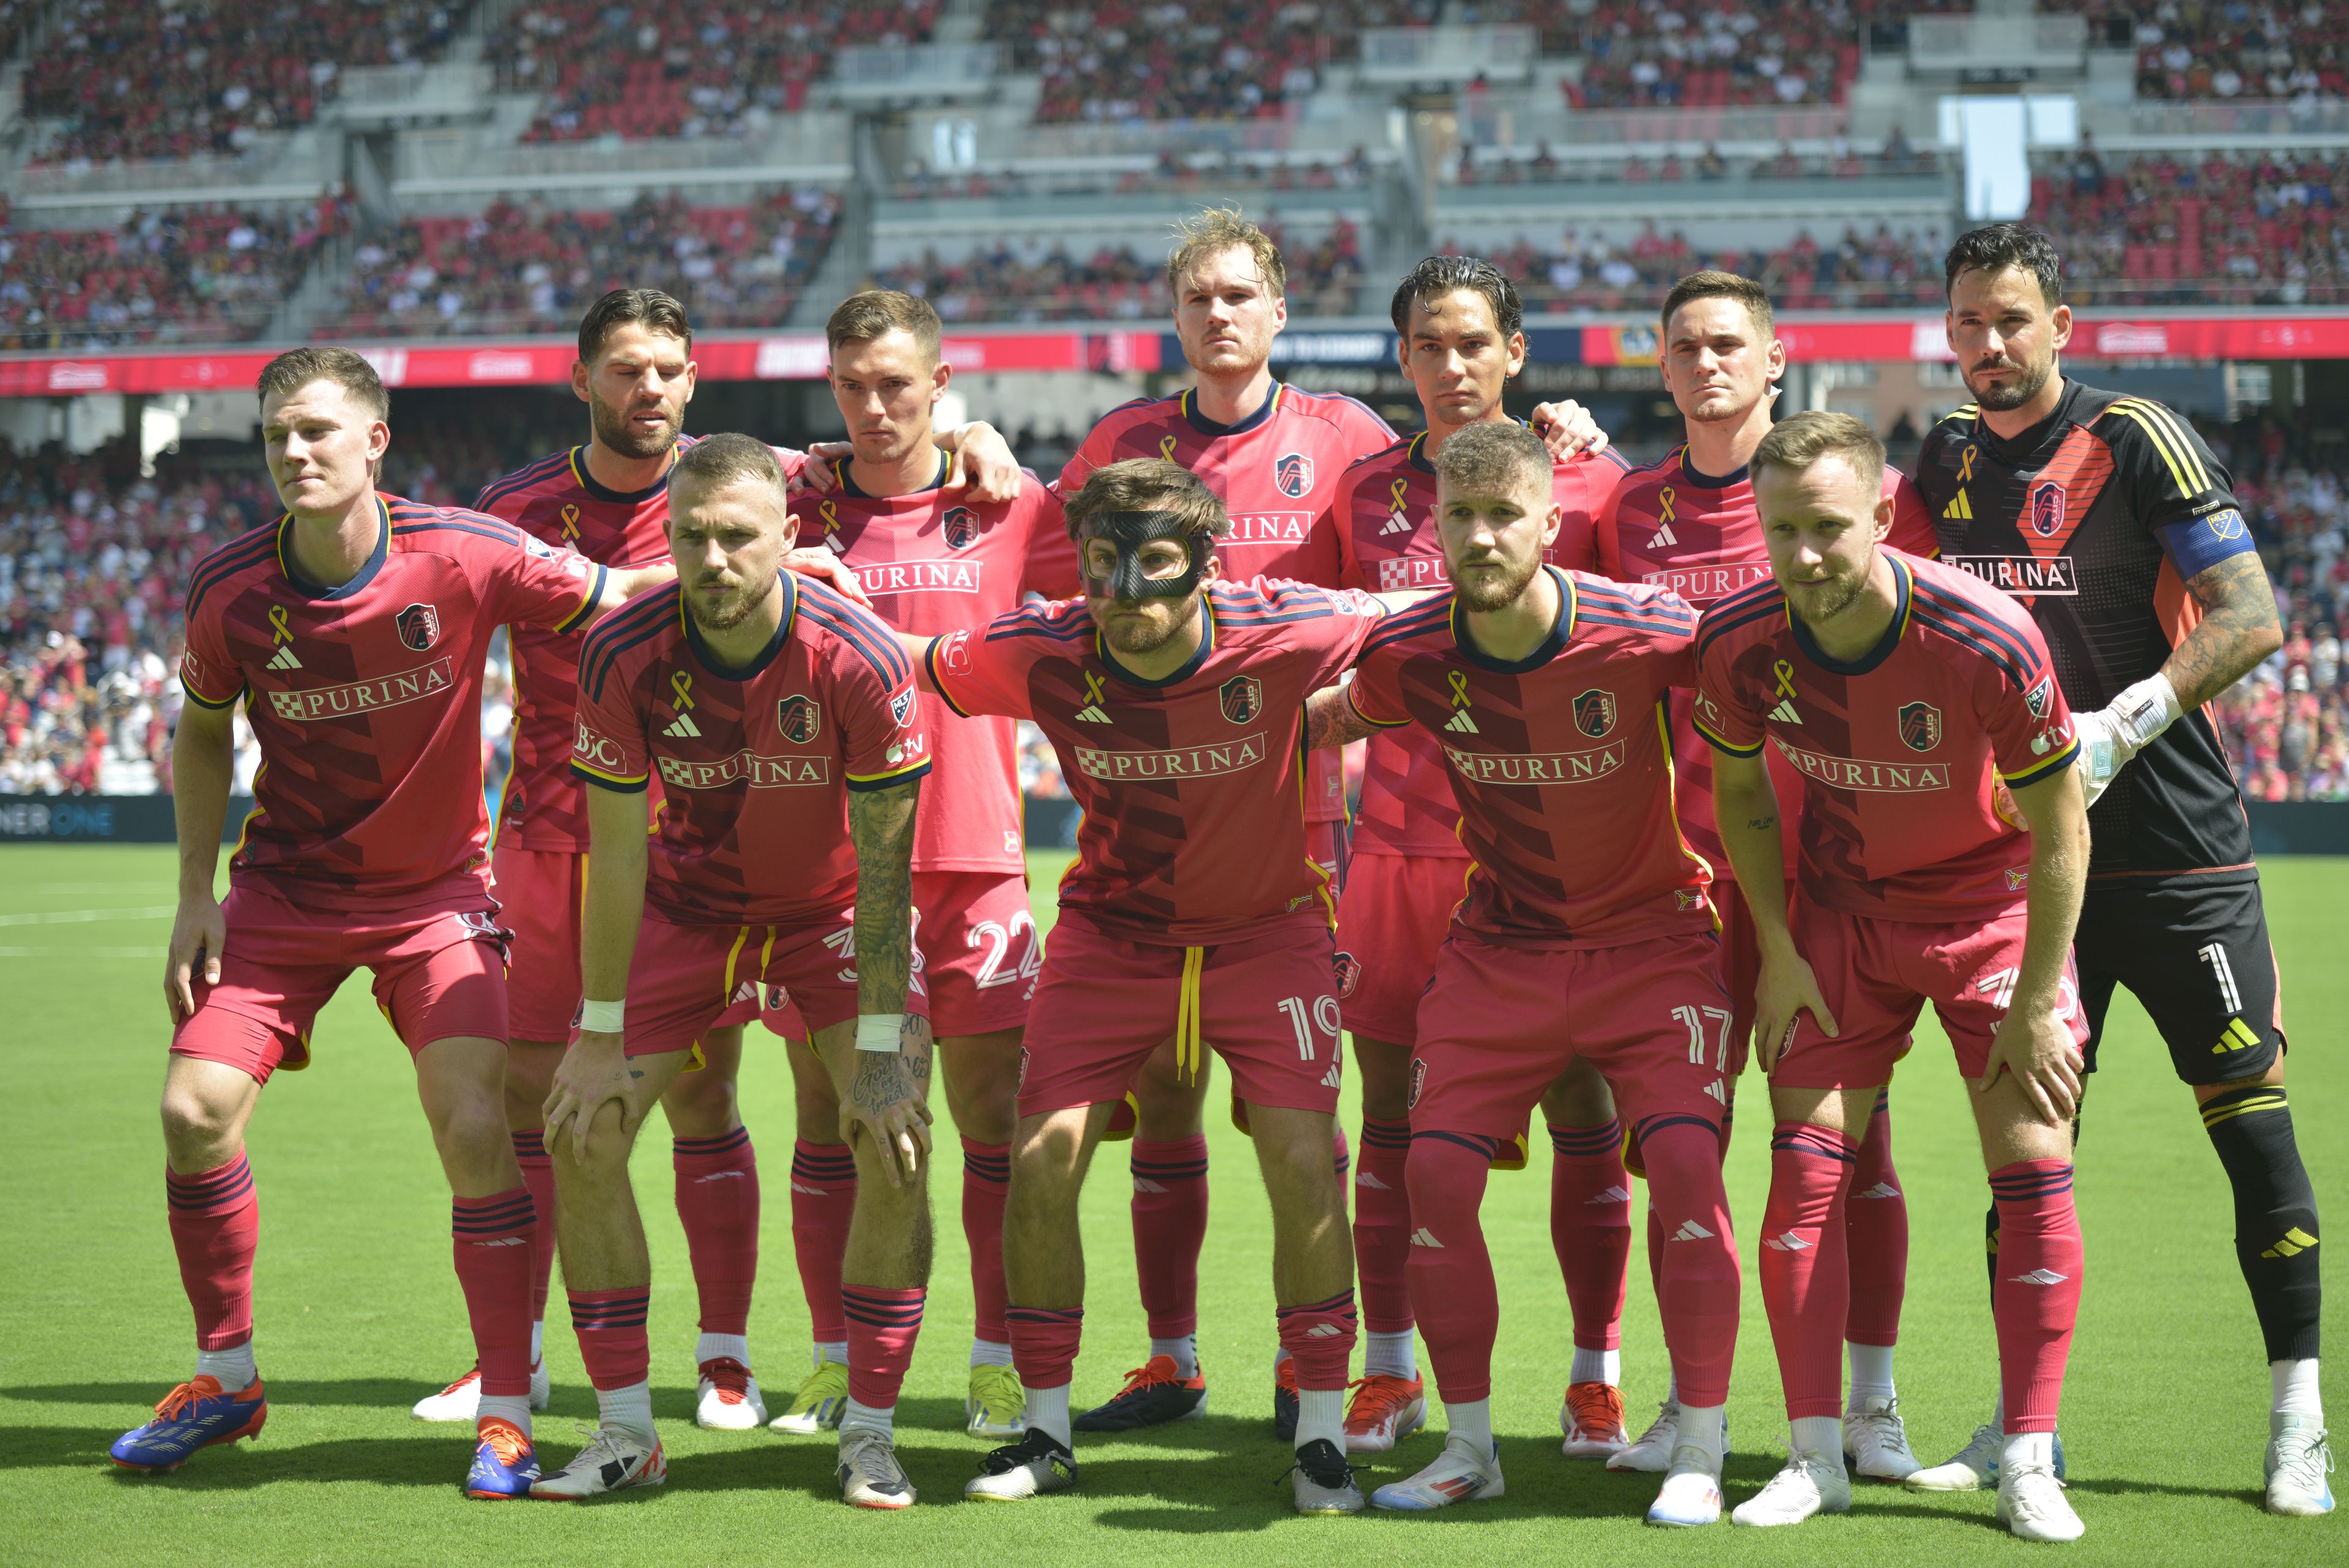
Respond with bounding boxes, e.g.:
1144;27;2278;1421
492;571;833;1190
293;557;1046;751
1356;1171;1391;1191
1075;704;1111;724
1444;710;1479;734
2213;1017;2260;1054
1408;1227;1444;1248
789;1181;827;1196
729;980;757;1003
471;1236;528;1247
1854;1181;1902;1200
663;712;702;738
265;645;302;671
1379;512;1411;536
1587;1184;1631;1205
2006;1268;2069;1285
1320;1061;1343;1088
1132;1178;1168;1194
1768;699;1801;723
694;1170;746;1183
1302;1323;1346;1338
1703;1079;1728;1104
1669;1219;1715;1242
1649;521;1679;549
2263;1227;2318;1260
1762;1232;1813;1252
1943;489;1973;520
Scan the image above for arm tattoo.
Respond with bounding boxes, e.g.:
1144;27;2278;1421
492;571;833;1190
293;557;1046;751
847;778;920;1019
2167;551;2284;710
1304;686;1378;751
1745;814;1777;833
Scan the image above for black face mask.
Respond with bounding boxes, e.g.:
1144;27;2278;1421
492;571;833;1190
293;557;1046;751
1077;510;1210;601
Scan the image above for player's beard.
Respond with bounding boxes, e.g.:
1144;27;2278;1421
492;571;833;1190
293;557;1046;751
589;389;684;461
1789;563;1869;626
686;571;763;633
1450;549;1542;612
1965;347;2054;412
1097;593;1198;658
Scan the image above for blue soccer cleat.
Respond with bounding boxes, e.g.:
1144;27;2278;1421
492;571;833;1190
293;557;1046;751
110;1376;268;1473
466;1418;540;1500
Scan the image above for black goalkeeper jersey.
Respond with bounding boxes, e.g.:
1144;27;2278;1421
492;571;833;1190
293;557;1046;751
1917;377;2260;886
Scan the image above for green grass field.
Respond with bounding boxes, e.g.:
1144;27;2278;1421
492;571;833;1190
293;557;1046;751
1;844;2342;1566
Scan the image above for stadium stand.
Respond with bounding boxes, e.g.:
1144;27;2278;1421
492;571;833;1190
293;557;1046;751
984;0;1368;123
871;217;1362;321
1461;220;1944;311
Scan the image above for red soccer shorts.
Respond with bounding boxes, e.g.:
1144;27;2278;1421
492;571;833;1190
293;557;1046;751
1409;931;1734;1139
491;841;587;1043
1770;899;2088;1090
1339;852;1468;1047
1016;911;1343;1120
171;881;511;1085
759;870;1033;1044
623;908;929;1059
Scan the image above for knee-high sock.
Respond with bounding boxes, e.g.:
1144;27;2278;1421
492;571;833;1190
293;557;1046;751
1988;1160;2083;1433
1759;1123;1857;1420
844;1285;927;1410
453;1189;538;1397
1006;1304;1083;1392
1549;1118;1630;1354
790;1140;856;1348
2202;1084;2323;1363
1638;1118;1740;1409
1404;1131;1501;1404
168;1154;258;1350
1354;1118;1414;1336
568;1287;651;1391
1130;1136;1209;1340
1277;1289;1358;1392
1986;1103;2087;1306
674;1126;758;1338
962;1139;1012;1346
1844;1090;1906;1348
511;1130;556;1329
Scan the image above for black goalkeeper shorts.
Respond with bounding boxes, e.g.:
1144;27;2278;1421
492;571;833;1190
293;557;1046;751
2074;877;2284;1086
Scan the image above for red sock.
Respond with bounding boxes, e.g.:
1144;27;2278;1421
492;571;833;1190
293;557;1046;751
1638;1118;1740;1408
511;1129;555;1330
1006;1305;1083;1391
568;1287;651;1391
790;1140;856;1345
962;1139;1011;1345
843;1285;926;1409
1277;1288;1358;1392
1549;1119;1630;1354
453;1189;537;1397
1403;1131;1501;1403
1759;1123;1857;1419
674;1126;759;1337
1844;1090;1907;1350
166;1154;258;1351
1130;1136;1209;1340
1989;1161;2082;1433
1354;1118;1414;1335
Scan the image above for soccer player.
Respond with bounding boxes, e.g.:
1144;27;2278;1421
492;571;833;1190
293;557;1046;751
763;289;1077;1444
116;347;671;1496
1308;420;1743;1527
535;436;935;1506
419;288;1018;1432
909;458;1386;1513
1329;254;1633;1455
1916;222;2328;1515
1694;412;2093;1541
1597;270;1935;1479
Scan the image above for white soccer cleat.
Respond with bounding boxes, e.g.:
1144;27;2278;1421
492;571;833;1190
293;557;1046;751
1731;1449;1851;1526
1843;1395;1920;1481
1997;1460;2085;1541
1906;1421;2000;1491
838;1428;916;1509
694;1358;766;1430
1291;1438;1367;1514
412;1361;550;1422
769;1358;849;1435
1369;1435;1505;1511
1611;1398;1679;1473
2266;1418;2336;1517
529;1424;667;1499
965;1429;1078;1500
1646;1444;1725;1527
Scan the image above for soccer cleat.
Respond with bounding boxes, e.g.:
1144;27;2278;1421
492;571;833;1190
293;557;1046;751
838;1427;916;1509
1290;1437;1366;1514
1272;1356;1299;1441
1342;1373;1425;1454
2265;1418;2336;1517
965;1427;1078;1500
529;1424;666;1499
1073;1354;1206;1433
966;1362;1026;1439
1646;1444;1726;1527
1370;1434;1505;1510
1842;1395;1920;1481
1908;1417;2067;1490
1996;1461;2085;1541
1612;1397;1678;1473
1730;1450;1850;1526
768;1358;849;1435
694;1357;766;1430
464;1418;539;1500
1560;1381;1629;1458
412;1361;552;1422
109;1375;268;1472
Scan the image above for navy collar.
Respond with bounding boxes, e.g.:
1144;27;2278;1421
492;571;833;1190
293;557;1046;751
683;570;798;680
838;448;952;500
1182;381;1280;437
1451;565;1575;674
573;445;675;507
1099;595;1216;689
1677;447;1748;490
1789;554;1911;676
1406;431;1433;474
276;495;389;601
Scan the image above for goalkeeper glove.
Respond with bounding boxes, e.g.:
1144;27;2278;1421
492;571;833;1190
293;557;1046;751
2072;672;2183;808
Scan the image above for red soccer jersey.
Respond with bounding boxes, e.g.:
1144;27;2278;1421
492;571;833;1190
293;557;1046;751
477;438;812;853
179;495;607;912
1598;447;1935;872
570;574;930;927
1334;430;1633;858
789;459;1076;876
1059;382;1395;823
926;578;1386;944
1691;548;2080;923
1348;568;1713;946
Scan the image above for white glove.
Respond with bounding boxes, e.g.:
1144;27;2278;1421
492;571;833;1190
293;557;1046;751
2072;672;2183;808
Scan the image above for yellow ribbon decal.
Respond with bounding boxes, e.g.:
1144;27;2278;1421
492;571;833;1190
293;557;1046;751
1174;946;1205;1084
268;604;293;645
820;499;839;535
560;503;581;541
670;670;696;712
1081;669;1107;708
1657;485;1677;524
1389;477;1411;512
1773;660;1798;701
1958;445;1976;485
1449;669;1474;710
1160;434;1180;463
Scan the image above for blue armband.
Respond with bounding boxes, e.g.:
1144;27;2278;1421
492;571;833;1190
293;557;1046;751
2156;507;2258;579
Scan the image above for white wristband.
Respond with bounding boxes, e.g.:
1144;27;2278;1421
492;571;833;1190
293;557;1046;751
579;998;625;1034
856;1013;906;1053
2108;672;2184;752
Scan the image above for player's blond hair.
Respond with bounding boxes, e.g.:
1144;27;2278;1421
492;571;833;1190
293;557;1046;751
826;289;943;365
1062;458;1233;543
1166;207;1286;300
1751;411;1885;492
1433;420;1550;500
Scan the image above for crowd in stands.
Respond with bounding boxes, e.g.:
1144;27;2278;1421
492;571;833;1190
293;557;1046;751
984;0;1345;123
889;146;1383;204
871;218;1362;322
2098;0;2349;102
1452;0;1894;108
324;188;841;338
1450;127;1940;184
25;0;464;166
2217;419;2349;800
1464;219;1943;313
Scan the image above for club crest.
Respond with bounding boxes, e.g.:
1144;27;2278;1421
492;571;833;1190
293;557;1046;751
777;694;823;744
1898;700;1942;752
396;603;440;652
1332;949;1362;999
1274;452;1314;499
1407;1057;1427;1111
941;505;979;550
2029;480;2065;538
1220;674;1264;724
1573;688;1617;738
